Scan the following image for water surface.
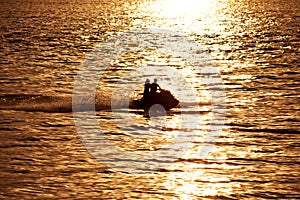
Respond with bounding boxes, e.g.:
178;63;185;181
0;0;299;199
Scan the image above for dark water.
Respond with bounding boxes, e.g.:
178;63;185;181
0;0;299;199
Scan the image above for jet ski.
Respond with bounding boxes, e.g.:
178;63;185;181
130;89;179;110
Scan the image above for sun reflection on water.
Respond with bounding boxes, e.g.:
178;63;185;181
164;163;235;199
131;0;233;198
150;0;216;18
136;0;228;34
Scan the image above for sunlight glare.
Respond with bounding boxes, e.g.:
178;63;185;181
152;0;215;18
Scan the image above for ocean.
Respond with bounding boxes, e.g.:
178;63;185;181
0;0;299;199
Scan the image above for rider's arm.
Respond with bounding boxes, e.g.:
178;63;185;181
157;84;162;91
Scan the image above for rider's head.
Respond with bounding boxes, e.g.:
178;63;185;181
145;79;150;84
154;78;157;83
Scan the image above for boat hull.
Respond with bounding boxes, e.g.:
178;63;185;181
130;90;179;110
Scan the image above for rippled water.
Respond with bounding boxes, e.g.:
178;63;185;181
0;0;299;199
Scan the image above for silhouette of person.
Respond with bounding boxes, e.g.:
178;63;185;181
150;78;161;95
143;79;150;99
